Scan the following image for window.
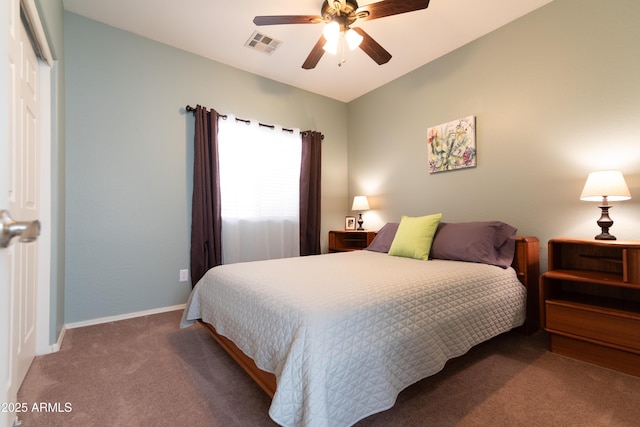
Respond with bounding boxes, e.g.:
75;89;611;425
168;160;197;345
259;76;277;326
218;115;301;264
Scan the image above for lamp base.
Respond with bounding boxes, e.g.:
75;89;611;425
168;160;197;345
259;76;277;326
595;232;616;241
356;213;364;231
594;205;616;240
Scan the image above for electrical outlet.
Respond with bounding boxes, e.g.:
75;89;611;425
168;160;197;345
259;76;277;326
179;269;189;282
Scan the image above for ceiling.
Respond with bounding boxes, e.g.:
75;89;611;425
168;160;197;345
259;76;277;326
62;0;554;103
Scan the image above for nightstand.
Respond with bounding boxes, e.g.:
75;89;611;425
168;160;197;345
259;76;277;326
328;230;376;253
540;238;640;376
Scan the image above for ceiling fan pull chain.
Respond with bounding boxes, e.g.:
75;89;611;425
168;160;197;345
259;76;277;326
338;33;346;67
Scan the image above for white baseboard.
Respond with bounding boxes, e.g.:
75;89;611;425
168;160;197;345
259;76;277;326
36;325;67;355
51;325;66;353
65;304;186;330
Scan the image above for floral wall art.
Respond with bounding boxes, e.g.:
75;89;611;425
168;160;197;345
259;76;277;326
427;115;476;173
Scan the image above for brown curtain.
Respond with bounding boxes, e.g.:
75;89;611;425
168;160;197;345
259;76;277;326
299;131;323;256
190;105;222;287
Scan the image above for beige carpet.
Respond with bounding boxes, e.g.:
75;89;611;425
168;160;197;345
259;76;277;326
17;310;640;426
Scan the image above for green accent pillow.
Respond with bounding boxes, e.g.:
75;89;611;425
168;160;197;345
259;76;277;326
388;213;443;260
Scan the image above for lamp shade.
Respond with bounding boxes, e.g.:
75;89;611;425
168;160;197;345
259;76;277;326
322;37;339;55
322;21;340;54
351;196;370;211
323;21;340;41
344;28;363;50
580;170;631;202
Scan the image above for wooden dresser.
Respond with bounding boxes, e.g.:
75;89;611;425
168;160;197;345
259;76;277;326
540;238;640;376
328;230;376;252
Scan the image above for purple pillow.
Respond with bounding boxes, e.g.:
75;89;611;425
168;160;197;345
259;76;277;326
365;223;399;253
431;221;517;268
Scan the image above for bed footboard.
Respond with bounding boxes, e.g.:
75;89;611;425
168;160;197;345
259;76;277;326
512;236;540;335
199;320;277;397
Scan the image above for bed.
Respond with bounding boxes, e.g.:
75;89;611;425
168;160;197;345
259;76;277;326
181;219;539;427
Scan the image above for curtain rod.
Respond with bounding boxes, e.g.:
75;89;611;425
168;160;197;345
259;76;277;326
186;105;295;133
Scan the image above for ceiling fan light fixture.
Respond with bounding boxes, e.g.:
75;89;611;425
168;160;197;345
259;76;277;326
323;21;340;41
345;28;363;50
322;36;339;55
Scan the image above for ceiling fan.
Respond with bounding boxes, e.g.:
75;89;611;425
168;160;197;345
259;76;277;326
253;0;431;69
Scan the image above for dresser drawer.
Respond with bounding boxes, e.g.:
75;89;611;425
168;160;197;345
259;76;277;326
545;300;640;351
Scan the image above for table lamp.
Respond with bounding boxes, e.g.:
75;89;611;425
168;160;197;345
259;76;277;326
351;196;370;230
580;170;631;240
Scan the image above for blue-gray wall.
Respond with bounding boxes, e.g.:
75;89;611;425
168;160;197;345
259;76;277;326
52;0;640;327
348;0;640;269
63;12;348;323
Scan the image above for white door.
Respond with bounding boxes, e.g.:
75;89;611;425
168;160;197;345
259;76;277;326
2;0;41;425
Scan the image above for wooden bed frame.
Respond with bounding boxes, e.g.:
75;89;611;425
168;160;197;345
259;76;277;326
199;236;540;398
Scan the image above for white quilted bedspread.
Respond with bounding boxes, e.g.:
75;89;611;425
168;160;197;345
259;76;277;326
181;250;526;427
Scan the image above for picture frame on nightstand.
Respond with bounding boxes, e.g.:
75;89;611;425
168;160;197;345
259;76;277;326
345;216;356;230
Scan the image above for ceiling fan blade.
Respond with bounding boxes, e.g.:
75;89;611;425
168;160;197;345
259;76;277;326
302;35;327;69
352;27;392;65
253;15;323;26
356;0;430;21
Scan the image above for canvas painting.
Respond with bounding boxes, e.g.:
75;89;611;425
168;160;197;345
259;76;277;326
427;115;476;173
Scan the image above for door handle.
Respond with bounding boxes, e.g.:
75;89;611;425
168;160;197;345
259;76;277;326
0;210;41;248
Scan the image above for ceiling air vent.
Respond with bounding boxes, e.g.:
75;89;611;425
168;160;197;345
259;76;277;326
245;31;282;55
